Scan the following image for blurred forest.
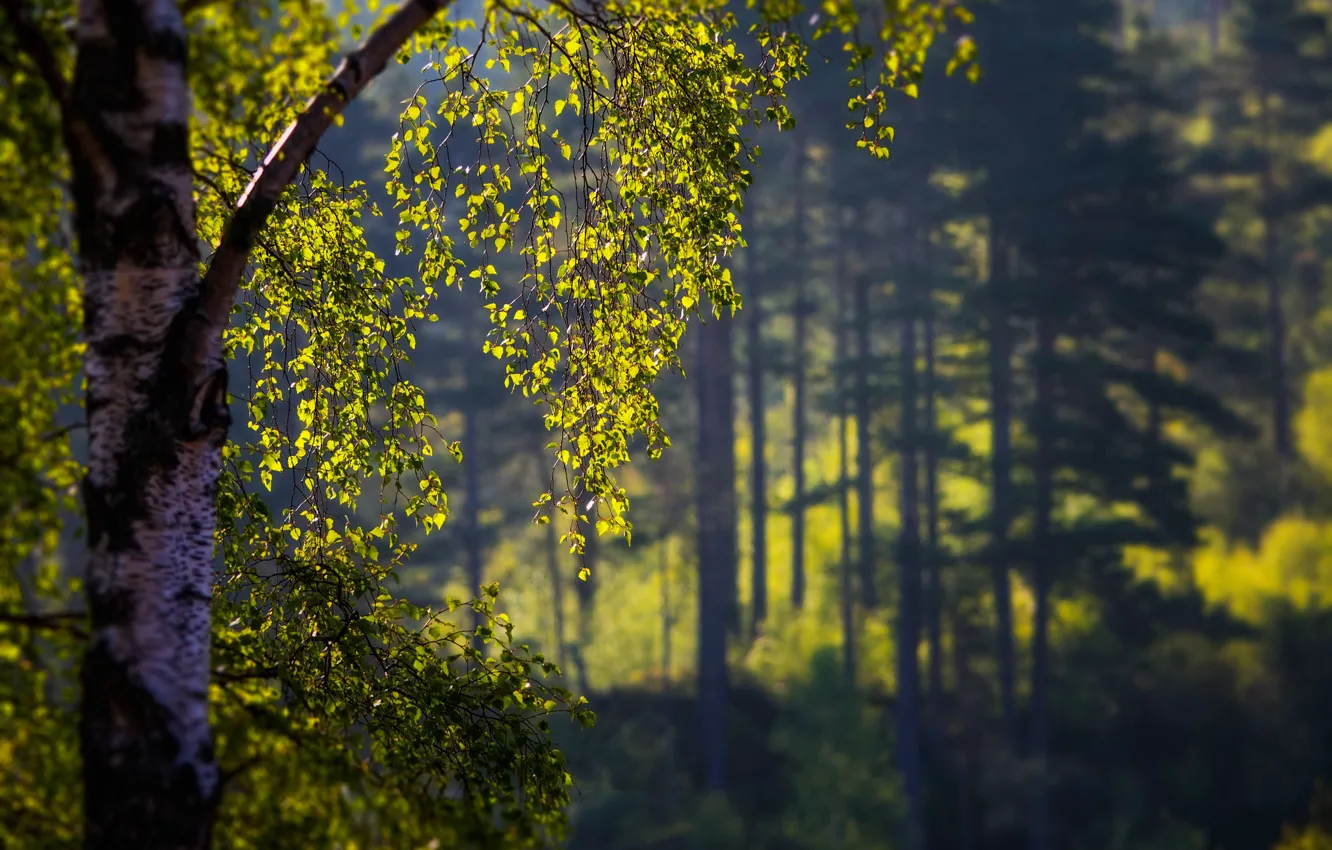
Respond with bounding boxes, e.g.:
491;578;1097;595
10;0;1332;847
314;0;1332;847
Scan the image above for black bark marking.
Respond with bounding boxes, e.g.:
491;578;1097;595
150;122;191;169
86;299;218;555
115;180;199;267
82;478;137;552
71;38;144;114
91;333;155;359
88;583;136;629
140;28;187;63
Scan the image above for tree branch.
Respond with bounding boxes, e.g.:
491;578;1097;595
194;0;453;362
0;610;89;638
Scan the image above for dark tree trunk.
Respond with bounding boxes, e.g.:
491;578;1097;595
954;611;977;850
464;314;484;645
573;512;597;694
545;513;567;672
696;311;735;792
745;233;768;638
660;535;672;684
835;218;856;683
1028;314;1056;850
855;245;877;610
791;138;809;610
987;232;1019;749
1262;94;1291;459
923;262;943;709
897;301;926;850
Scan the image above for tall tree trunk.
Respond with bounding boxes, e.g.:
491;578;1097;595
855;242;877;610
545;514;567;672
791;138;809;610
1262;92;1292;460
987;232;1019;749
696;311;735;792
835;217;856;683
660;535;672;684
897;296;926;850
954;610;977;850
74;0;226;836
573;513;597;694
463;353;484;645
923;256;943;709
745;230;768;638
1028;313;1056;850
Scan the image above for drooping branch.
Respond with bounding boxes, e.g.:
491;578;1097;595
194;0;454;361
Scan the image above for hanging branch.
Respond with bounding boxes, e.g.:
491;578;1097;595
193;0;455;364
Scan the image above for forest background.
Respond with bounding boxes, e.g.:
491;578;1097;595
7;0;1332;848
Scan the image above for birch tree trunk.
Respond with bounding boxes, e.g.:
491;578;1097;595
73;1;226;842
67;0;448;843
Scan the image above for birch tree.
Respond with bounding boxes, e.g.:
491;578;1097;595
0;0;976;845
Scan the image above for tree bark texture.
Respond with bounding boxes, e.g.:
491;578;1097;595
67;0;450;844
73;0;226;842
